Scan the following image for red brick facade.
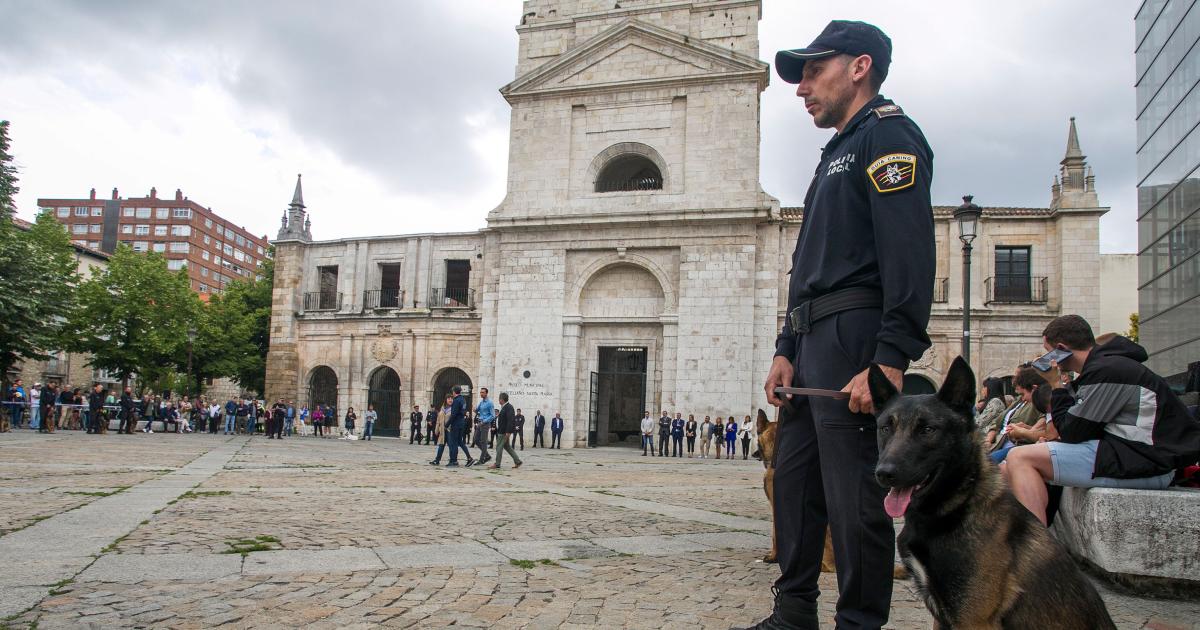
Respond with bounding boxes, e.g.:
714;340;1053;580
38;187;270;298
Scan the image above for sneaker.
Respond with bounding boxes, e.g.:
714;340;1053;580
429;460;441;466
445;462;460;468
465;459;476;468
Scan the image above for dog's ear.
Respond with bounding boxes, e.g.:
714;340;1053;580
867;364;899;413
756;409;769;435
937;356;976;414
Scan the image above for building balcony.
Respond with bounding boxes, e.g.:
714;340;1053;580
984;276;1048;305
364;288;406;310
430;287;475;309
933;277;949;303
303;291;342;311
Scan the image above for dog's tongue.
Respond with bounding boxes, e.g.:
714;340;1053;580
884;486;915;518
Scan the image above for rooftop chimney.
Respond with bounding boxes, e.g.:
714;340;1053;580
89;188;96;200
175;188;183;201
112;188;119;200
150;187;157;199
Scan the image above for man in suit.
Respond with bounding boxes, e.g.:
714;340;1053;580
550;412;564;448
671;412;686;457
513;408;526;450
410;405;424;444
440;386;474;467
657;411;671;456
533;411;546;448
490;393;523;469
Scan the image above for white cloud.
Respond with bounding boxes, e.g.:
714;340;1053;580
2;0;1139;252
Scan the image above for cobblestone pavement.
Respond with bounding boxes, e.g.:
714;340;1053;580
0;431;1196;629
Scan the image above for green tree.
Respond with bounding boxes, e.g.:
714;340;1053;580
197;253;272;395
1127;312;1139;343
0;121;80;377
65;246;201;389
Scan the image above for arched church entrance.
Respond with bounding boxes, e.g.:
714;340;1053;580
432;368;472;411
308;366;339;409
367;366;402;437
578;262;665;447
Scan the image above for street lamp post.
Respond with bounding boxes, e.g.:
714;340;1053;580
954;196;983;366
186;326;197;398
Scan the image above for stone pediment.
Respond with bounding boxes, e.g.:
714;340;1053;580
502;19;767;100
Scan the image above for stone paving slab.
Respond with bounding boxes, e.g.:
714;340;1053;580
592;534;713;556
78;553;243;583
242;547;386;575
375;541;508;569
490;539;614;561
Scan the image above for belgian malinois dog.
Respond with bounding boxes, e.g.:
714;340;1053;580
868;357;1115;629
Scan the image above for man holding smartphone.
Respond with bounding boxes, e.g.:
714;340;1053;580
1002;315;1200;525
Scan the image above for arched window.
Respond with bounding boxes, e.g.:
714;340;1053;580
595;154;663;192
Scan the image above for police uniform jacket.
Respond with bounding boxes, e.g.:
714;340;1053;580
775;95;934;369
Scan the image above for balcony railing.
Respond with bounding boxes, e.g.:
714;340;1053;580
430;287;475;309
364;288;405;310
933;277;949;303
303;291;342;311
984;276;1047;305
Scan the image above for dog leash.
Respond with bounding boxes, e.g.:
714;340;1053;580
773;386;851;400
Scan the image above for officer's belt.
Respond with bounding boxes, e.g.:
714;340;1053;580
788;287;882;334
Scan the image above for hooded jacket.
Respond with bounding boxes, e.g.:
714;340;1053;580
1051;336;1200;479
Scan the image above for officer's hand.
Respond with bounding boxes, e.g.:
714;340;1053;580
764;356;794;407
843;364;902;415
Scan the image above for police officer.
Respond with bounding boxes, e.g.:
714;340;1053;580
746;21;934;630
410;405;423;444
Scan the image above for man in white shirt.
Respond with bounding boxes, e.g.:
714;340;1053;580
640;411;656;456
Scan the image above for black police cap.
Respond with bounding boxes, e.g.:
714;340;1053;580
775;20;892;84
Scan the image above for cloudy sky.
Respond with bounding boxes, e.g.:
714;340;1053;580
2;1;1137;252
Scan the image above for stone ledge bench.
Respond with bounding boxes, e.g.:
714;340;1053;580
1052;485;1200;594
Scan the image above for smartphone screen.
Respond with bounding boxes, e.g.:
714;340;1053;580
1031;348;1072;372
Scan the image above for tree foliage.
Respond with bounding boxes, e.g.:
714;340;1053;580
192;251;273;396
0;121;80;377
64;246;200;388
1127;312;1139;343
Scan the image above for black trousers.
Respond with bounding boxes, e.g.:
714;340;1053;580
512;429;524;449
671;434;683;457
773;308;894;630
119;411;134;434
534;429;545;447
550;430;561;448
658;433;669;456
686;435;695;453
410;426;421;444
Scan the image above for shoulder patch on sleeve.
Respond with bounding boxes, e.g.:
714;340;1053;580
866;153;917;193
872;104;904;119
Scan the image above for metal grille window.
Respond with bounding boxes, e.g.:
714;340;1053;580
595;155;663;192
994;246;1032;302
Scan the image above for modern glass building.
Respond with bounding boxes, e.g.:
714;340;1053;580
1136;0;1200;379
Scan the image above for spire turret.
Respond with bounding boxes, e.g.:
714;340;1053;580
1051;118;1100;210
277;173;311;241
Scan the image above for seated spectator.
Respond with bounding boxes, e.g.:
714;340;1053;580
975;377;1008;435
1002;315;1200;525
987;367;1046;463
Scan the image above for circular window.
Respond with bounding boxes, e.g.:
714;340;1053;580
595;155;663;192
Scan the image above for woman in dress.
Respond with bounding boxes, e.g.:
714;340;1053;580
712;417;724;460
344;406;357;438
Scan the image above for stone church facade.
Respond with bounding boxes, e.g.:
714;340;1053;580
264;0;1109;444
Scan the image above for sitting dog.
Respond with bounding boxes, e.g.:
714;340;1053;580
868;357;1115;629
